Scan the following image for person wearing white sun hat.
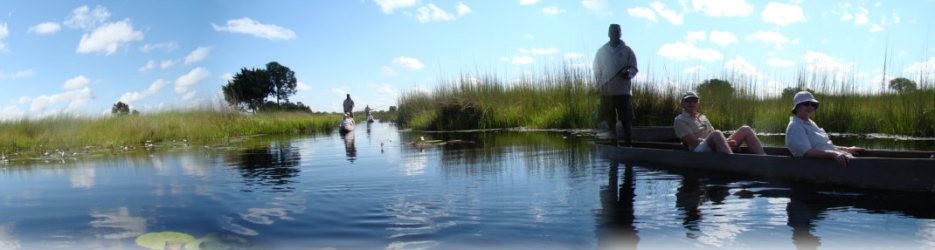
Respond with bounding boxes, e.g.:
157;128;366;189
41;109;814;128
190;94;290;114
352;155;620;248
785;91;864;167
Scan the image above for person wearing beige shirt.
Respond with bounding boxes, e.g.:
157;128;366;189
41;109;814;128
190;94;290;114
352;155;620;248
673;92;765;154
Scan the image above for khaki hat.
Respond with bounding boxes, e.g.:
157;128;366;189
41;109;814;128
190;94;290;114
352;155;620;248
681;91;699;101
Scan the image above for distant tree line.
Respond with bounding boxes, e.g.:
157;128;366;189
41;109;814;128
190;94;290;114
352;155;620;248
222;61;311;113
111;101;139;116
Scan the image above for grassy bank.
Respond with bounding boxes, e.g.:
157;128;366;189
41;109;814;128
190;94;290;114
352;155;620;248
397;68;935;137
0;109;341;154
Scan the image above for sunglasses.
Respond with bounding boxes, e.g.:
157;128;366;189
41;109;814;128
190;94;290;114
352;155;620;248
799;102;819;108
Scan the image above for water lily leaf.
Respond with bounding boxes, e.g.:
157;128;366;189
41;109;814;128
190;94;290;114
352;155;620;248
135;231;195;250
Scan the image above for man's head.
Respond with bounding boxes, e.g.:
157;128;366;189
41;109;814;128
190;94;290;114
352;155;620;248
680;91;700;114
608;24;621;40
347;94;351;99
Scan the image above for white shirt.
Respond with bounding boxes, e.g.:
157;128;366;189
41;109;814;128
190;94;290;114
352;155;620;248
593;41;638;96
785;116;836;157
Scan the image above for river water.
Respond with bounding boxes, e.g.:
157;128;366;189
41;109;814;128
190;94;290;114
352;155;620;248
2;122;934;249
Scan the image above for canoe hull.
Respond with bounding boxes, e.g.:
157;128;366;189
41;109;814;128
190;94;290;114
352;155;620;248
599;144;935;193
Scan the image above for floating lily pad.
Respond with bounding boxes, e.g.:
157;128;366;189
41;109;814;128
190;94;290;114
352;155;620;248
135;231;195;250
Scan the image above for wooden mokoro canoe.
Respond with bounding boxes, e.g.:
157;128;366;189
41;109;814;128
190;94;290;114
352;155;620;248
599;140;935;193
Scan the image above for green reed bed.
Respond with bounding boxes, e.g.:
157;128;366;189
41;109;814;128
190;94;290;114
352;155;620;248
396;67;935;137
398;67;597;130
0;109;341;154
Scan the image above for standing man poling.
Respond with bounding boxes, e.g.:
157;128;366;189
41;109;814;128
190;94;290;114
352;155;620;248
594;23;639;146
343;94;355;117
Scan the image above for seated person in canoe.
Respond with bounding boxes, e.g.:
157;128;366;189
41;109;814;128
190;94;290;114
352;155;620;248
673;91;765;155
785;91;864;166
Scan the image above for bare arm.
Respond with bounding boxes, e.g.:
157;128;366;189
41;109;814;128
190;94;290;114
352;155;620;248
804;149;854;167
680;134;703;149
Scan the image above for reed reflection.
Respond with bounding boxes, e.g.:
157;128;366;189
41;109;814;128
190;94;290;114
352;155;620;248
597;161;639;249
229;141;300;188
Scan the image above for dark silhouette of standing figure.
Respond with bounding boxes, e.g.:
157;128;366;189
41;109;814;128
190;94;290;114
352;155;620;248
594;24;638;146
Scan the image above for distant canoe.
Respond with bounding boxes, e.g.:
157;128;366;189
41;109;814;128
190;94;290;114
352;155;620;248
367;114;374;123
599;126;935;193
339;116;355;133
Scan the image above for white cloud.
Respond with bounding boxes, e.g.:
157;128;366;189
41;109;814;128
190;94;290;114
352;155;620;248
657;41;723;61
63;75;90;90
296;81;311;91
520;48;559;55
840;11;853;22
582;0;612;17
691;0;754;17
651;1;684;25
0;23;8;52
854;8;869;25
685;31;706;42
175;67;210;94
374;0;417;14
381;66;397;76
520;0;540;5
456;2;472;16
29;76;95;115
804;51;853;77
506;56;535;65
0;105;25;121
767;58;795;68
212;18;296;41
564;52;585;60
0;69;35;79
220;72;234;82
709;30;737;46
184;46;211;65
627;7;657;22
370;83;401;109
416;4;456;23
139;42;179;53
762;2;806;26
869;24;883;32
683;65;705;74
120;79;168;104
543;7;566;15
160;60;176;69
64;5;110;30
724;56;759;77
393;56;424;70
138;60;156;73
904;57;935;79
745;30;794;49
76;19;144;55
28;22;61;35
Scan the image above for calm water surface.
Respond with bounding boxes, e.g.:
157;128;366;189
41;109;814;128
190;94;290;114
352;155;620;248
2;122;935;249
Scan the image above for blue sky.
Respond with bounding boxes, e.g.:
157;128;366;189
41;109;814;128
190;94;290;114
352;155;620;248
0;0;933;120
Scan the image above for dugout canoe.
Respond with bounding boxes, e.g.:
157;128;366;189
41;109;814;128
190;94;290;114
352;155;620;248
598;127;935;193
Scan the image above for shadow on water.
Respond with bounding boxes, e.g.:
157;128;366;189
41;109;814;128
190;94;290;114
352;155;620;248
597;161;639;249
227;141;301;189
636;162;935;249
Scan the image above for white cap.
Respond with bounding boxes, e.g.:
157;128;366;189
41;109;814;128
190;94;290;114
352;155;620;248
792;91;819;112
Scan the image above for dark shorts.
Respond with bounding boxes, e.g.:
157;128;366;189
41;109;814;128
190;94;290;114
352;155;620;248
600;94;633;127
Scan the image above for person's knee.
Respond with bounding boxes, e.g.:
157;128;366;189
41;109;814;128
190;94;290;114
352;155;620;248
711;131;726;141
